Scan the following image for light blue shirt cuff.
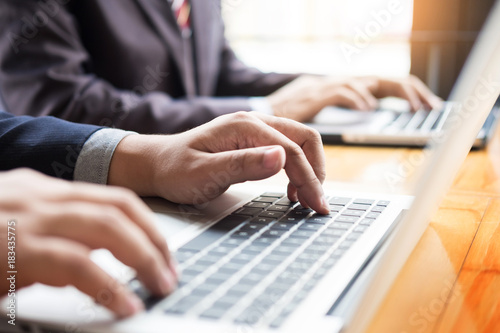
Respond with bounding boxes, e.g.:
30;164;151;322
74;128;137;185
248;97;274;115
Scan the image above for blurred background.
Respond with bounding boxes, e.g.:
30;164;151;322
222;0;495;99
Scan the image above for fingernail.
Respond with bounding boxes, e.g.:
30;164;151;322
169;258;180;279
322;196;330;212
120;294;144;318
262;147;281;169
160;270;176;295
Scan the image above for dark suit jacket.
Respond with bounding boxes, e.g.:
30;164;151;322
0;111;101;180
0;0;299;134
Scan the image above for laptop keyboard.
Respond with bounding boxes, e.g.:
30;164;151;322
133;193;390;328
382;104;451;134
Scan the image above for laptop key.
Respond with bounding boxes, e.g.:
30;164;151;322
261;192;285;198
346;232;362;241
180;215;247;251
347;204;370;211
296;252;322;262
233;207;264;217
244;201;270;209
282;216;302;223
329;204;344;212
191;284;216;297
220;238;244;247
196;255;221;266
199;307;228;320
271;247;297;257
208;245;236;256
334;216;358;224
353;225;369;233
281;237;305;246
305;243;330;253
212;295;241;310
234;308;263;325
206;272;233;284
226;284;252;297
252;263;276;275
261;230;286;238
371;206;385;213
365;212;381;219
352;199;375;205
298;223;323;231
166;295;204;314
306;215;333;224
286;209;310;218
313;235;341;245
252;217;275;224
377;200;390;206
330;248;347;258
231;230;258;239
289;229;316;239
219;261;246;271
328;197;351;205
252;196;277;203
359;219;375;226
269;314;288;328
241;245;267;255
321;228;346;237
275;197;296;206
330;222;353;230
341;209;364;217
252;237;277;246
240;223;267;232
267;205;289;212
174;249;197;263
271;222;296;231
338;240;355;249
259;211;285;219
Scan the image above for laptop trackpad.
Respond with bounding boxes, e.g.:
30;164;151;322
310;106;397;133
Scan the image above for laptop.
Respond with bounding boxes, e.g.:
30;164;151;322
307;97;500;148
306;37;500;149
3;2;500;332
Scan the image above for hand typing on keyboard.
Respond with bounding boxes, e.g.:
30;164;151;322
108;112;330;214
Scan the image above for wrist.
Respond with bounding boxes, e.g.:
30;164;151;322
108;135;161;196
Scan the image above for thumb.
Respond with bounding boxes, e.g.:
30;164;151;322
210;145;286;187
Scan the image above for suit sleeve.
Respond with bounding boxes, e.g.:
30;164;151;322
0;111;102;181
0;1;298;135
215;40;300;97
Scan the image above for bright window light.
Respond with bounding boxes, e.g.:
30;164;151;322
222;0;414;77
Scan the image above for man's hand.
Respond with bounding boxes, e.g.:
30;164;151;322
108;112;330;214
267;75;443;122
0;169;177;318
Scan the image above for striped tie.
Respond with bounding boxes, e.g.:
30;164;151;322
172;0;191;31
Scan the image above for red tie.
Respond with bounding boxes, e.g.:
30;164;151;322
172;0;191;31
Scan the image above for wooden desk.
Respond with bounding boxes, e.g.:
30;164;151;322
323;130;500;333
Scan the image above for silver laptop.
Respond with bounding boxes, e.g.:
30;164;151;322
306;30;500;149
307;97;500;148
3;2;500;332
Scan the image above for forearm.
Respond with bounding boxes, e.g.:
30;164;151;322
0;113;101;180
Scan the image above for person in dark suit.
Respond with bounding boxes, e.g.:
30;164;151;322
0;110;329;317
0;0;441;134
